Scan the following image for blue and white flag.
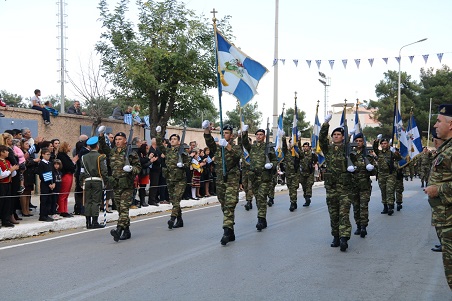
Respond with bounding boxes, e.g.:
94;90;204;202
291;101;299;156
124;114;133;126
240;116;250;164
143;115;150;127
28;144;36;155
42;171;53;182
311;111;325;165
216;30;268;106
275;113;284;162
392;104;409;166
406;114;423;158
339;106;346;128
353;108;362;140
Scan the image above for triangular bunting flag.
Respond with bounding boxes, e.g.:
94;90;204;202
306;60;312;68
422;54;429;64
368;58;374;67
342;59;348;69
395;57;401;64
354;59;360;69
315;60;321;69
437;53;444;63
293;59;298;67
409;55;414;63
280;59;286;65
328;60;334;69
383;57;388;64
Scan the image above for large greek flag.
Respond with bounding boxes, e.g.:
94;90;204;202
311;112;325;165
216;30;268;106
275;113;284;162
406;114;423;158
392;105;409;166
291;102;299;156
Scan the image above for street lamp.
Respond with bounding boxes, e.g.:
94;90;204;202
397;38;428;113
318;72;330;117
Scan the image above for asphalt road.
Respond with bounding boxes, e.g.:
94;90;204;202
0;179;450;301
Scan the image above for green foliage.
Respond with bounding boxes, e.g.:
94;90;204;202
282;107;311;138
0;90;27;108
96;0;231;136
224;102;262;133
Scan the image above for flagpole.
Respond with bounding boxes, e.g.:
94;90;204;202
427;97;432;148
392;98;397;147
211;9;227;178
272;0;279;141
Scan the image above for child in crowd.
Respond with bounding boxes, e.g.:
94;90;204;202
190;149;205;200
51;159;63;220
11;138;26;193
37;148;56;222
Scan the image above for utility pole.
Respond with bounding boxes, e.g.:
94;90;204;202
57;0;68;113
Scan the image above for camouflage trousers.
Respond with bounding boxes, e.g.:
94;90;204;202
325;182;352;238
420;168;430;184
378;173;396;205
113;188;133;228
242;168;254;201
441;226;452;289
351;184;371;227
216;175;240;230
300;173;314;198
404;165;414;179
167;180;186;218
267;173;277;199
395;177;404;204
286;172;299;203
250;174;272;219
84;180;103;217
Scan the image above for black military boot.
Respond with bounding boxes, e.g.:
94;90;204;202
388;204;394;216
360;226;367;238
245;200;252;211
431;244;442;252
229;228;235;242
221;227;232;245
303;197;311;207
92;217;105;229
167;216;176;229
173;217;184;228
256;217;267;231
289;202;297;212
381;204;388;214
120;227;131;240
267;198;274;207
85;216;92;229
396;203;403;211
110;226;123;242
421;181;424;188
354;224;361;235
331;236;340;247
340;237;349;252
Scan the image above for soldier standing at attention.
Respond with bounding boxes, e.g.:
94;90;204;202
350;133;375;238
203;121;241;245
79;136;108;229
100;132;141;242
155;126;190;229
373;136;402;216
282;136;301;211
299;142;318;207
319;114;353;252
419;147;432;188
242;126;277;231
424;104;452;289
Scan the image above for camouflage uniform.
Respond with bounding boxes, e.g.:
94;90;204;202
395;167;404;206
242;162;254;207
204;132;241;231
373;140;401;213
156;133;190;223
319;123;352;243
427;137;452;289
419;151;432;187
282;137;301;208
267;171;278;205
299;147;318;205
242;131;277;230
79;148;109;228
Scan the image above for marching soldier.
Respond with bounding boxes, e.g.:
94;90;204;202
319;114;353;252
155;126;190;229
299;142;318;207
79;136;108;229
241;137;254;210
419;147;432;188
203;121;241;245
373;136;402;215
242;126;277;231
350;133;375;238
282;136;301;211
424;104;452;289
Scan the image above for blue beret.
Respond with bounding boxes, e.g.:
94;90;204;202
438;104;452;117
86;136;99;146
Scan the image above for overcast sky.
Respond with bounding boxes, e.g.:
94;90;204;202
1;0;450;128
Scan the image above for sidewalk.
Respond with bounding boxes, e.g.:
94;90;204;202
0;181;325;241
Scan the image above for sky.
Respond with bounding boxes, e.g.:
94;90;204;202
1;0;451;129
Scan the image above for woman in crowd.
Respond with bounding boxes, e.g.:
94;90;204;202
20;139;39;216
1;132;21;224
56;142;77;217
137;143;151;207
0;144;19;227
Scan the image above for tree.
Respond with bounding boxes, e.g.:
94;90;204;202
96;0;231;136
223;102;262;134
0;90;27;108
282;107;311;138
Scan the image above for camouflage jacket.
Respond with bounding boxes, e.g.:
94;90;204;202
282;136;301;175
319;123;347;176
79;150;109;186
419;152;433;170
242;131;277;181
350;147;377;180
156;133;190;182
109;146;141;189
428;138;452;226
372;140;402;175
204;133;241;179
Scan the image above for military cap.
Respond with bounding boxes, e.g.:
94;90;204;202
86;136;99;146
331;127;344;136
169;133;180;140
380;138;389;144
114;132;127;140
255;129;265;135
438;104;452;117
302;142;310;146
223;124;233;132
354;133;363;140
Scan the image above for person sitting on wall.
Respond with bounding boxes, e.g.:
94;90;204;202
30;89;51;125
67;100;86;115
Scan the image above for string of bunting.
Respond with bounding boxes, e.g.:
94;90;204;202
272;52;451;69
